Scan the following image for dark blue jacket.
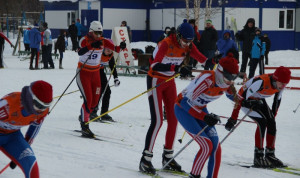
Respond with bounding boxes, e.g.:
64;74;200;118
216;30;238;58
29;28;41;51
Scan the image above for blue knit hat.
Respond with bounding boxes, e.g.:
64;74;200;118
177;19;194;40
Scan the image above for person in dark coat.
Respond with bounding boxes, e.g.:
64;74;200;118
157;26;170;43
235;18;256;74
0;32;14;68
199;19;218;70
68;21;78;51
28;27;42;70
263;33;271;65
188;19;201;69
55;30;66;69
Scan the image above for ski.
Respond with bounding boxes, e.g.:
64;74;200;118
72;130;133;147
117;166;164;178
226;162;300;176
156;169;189;177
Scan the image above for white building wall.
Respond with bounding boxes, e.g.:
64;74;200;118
150;9;163;31
45;11;70;29
224;8;259;30
79;1;101;22
296;8;300;32
103;8;146;30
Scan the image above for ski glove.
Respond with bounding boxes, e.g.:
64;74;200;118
225;117;237;131
242;99;263;110
10;161;17;169
204;113;220;126
91;40;102;48
174;65;190;76
120;41;126;50
114;78;120;87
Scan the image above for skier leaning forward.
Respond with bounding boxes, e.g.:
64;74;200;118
139;19;208;174
76;21;126;138
175;54;240;178
225;66;291;168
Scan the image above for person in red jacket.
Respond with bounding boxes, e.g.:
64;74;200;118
139;19;208;175
76;21;126;138
0;32;14;68
225;66;291;168
0;80;53;178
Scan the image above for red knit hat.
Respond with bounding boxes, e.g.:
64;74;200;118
218;53;239;74
273;66;291;84
30;80;53;104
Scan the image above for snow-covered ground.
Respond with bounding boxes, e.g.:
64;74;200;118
0;38;299;178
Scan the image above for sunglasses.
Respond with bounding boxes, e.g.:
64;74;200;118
32;94;52;111
93;31;102;36
223;70;238;81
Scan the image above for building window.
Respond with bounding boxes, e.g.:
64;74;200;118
278;10;294;29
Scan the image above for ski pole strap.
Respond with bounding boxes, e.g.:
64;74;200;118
161;125;209;170
220;109;252;144
87;73;181;124
0;163;10;175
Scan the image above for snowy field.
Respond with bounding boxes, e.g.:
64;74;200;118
0;39;300;178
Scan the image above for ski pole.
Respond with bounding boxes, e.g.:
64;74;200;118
220;109;252;144
178;131;186;144
87;73;181;124
161;125;209;170
293;103;300;113
48;50;95;114
219;115;255;124
0;163;10;175
53;90;79;99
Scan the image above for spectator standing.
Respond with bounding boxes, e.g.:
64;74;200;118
55;30;66;69
23;26;31;52
0;32;14;68
216;30;239;60
157;26;170;43
263;33;271;65
188;19;201;69
75;19;83;42
0;80;53;178
68;21;78;51
42;22;55;69
29;26;41;70
121;21;132;42
199;19;218;70
235;18;256;74
248;28;266;79
139;19;208;175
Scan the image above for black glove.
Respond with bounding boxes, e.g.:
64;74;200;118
225;117;237;131
242;99;263;110
120;41;126;50
114;78;120;87
203;113;220;126
174;65;190;76
91;40;102;48
10;161;17;169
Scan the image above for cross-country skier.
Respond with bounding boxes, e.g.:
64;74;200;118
174;53;239;178
0;32;14;68
76;21;126;138
225;66;291;168
139;19;208;175
0;80;53;178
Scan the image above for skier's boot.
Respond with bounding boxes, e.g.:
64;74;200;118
189;173;200;178
139;150;156;175
265;147;286;168
90;109;101;122
79;115;95;138
101;112;115;122
162;147;183;172
253;147;271;168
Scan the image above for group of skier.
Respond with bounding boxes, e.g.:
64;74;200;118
0;18;292;178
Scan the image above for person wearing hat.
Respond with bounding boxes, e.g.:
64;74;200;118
0;80;53;178
29;26;42;70
248;27;266;79
199;19;218;70
225;66;291;168
174;53;239;178
139;19;208;175
235;18;256;75
76;21;126;138
157;26;171;43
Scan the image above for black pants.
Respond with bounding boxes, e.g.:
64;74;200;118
30;48;39;68
240;52;251;73
24;44;30;52
94;69;111;113
0;43;3;68
71;36;78;51
264;51;269;65
248;57;264;79
42;45;54;68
